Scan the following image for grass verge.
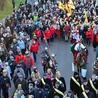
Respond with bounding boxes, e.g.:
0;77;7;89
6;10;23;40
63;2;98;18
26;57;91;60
0;0;25;20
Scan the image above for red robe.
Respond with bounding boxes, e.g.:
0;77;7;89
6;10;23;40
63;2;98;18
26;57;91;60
30;43;39;52
15;54;25;63
34;29;42;38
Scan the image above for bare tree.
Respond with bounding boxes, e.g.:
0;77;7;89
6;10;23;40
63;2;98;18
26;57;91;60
0;0;7;11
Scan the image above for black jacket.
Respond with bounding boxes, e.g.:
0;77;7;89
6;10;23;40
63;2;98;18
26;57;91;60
9;60;16;74
54;77;66;93
41;78;52;88
70;76;81;97
80;91;94;98
0;75;11;88
30;88;44;98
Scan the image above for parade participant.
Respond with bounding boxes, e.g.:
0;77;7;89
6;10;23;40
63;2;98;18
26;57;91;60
54;71;66;93
49;25;55;41
41;47;50;61
14;84;24;98
29;83;44;98
70;72;81;98
49;54;57;68
88;74;98;98
30;39;39;62
14;63;25;79
41;73;52;88
18;58;26;74
80;86;94;98
80;79;89;93
63;90;78;98
25;78;34;97
15;51;25;64
17;38;26;54
63;22;70;41
74;40;86;64
53;82;64;98
15;74;28;93
12;39;18;55
43;84;51;98
92;58;98;75
44;27;52;44
92;30;97;51
41;47;51;72
72;31;80;43
13;71;21;84
85;27;93;46
24;51;34;79
47;68;54;80
0;70;11;98
31;67;41;85
6;50;15;61
34;27;42;40
3;62;11;79
0;42;7;62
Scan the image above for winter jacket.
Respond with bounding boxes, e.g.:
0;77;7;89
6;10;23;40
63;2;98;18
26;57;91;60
24;56;34;67
17;40;25;49
15;79;28;92
30;43;39;52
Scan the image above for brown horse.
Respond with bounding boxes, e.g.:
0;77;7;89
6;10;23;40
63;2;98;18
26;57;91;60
76;50;87;73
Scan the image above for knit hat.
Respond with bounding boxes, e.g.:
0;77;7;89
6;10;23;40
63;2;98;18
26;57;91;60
68;90;72;93
74;72;79;76
83;79;88;83
14;93;18;96
44;84;50;89
36;83;41;88
43;73;47;76
18;84;22;89
85;86;89;90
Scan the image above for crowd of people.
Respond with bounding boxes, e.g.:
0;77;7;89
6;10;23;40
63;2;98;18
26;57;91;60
0;0;98;98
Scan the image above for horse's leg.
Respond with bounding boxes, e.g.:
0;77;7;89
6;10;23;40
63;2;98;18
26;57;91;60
77;65;79;73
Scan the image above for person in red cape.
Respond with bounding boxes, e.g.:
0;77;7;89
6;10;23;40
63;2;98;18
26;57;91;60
30;39;39;62
24;51;34;79
85;27;93;46
49;26;55;41
34;27;42;40
44;27;52;44
15;51;25;64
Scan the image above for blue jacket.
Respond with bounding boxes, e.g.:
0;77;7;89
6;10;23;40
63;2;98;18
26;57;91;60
30;88;44;98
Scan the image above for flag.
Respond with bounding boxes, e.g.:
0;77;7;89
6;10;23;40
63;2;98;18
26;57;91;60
84;10;88;23
65;0;75;17
68;0;75;10
58;1;65;11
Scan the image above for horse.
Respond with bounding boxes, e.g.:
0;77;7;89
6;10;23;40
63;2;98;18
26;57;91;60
75;50;87;73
